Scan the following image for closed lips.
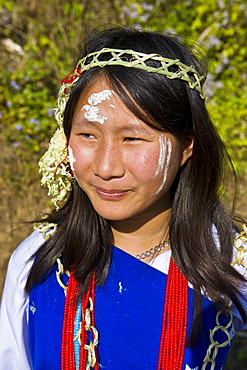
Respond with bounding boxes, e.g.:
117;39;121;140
95;187;130;194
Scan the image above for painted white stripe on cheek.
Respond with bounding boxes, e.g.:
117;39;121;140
155;138;172;195
163;138;172;185
154;134;167;177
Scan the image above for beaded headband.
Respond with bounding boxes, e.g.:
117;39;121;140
39;47;205;209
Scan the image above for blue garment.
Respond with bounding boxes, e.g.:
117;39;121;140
29;247;233;369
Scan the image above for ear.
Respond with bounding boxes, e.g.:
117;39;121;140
179;132;194;167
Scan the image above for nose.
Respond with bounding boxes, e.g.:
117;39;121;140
93;141;125;180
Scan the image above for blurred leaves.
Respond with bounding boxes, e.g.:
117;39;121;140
0;0;246;196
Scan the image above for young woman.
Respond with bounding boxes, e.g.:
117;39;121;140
0;27;246;370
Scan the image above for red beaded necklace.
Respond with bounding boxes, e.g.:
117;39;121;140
61;257;188;369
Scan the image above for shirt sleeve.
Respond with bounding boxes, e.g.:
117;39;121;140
0;231;44;370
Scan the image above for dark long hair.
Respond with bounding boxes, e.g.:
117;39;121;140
26;27;246;346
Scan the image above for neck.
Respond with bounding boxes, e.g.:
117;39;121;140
109;208;171;259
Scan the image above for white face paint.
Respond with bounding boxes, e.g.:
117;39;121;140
82;89;114;124
163;138;172;185
154;134;167;177
68;146;76;172
155;136;172;195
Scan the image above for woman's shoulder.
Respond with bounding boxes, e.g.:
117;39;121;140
0;230;46;369
3;230;46;297
9;230;45;268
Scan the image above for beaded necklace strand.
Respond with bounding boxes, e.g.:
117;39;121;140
61;257;188;369
157;257;188;368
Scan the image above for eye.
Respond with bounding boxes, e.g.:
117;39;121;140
80;133;96;139
124;137;143;142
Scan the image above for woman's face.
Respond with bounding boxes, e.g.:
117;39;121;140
68;78;193;223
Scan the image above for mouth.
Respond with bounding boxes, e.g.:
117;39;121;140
94;187;130;200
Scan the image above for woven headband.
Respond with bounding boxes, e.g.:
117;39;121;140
39;47;205;209
61;48;205;95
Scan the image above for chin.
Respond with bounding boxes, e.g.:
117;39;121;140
96;210;133;222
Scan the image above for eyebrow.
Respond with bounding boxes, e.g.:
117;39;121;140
72;118;98;127
72;117;151;135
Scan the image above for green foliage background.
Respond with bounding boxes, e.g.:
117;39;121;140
1;0;247;197
0;0;247;367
